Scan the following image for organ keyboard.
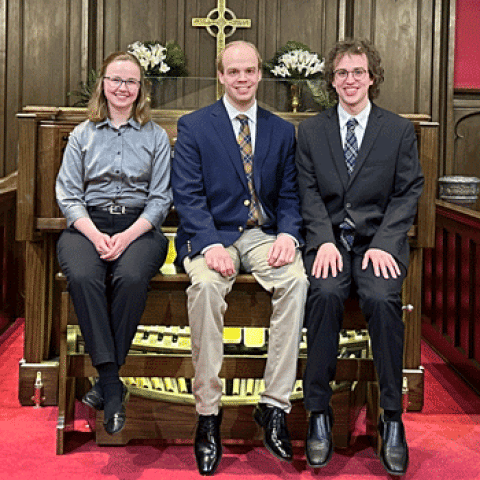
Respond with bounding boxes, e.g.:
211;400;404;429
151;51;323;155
69;325;371;406
72;325;370;357
129;326;370;356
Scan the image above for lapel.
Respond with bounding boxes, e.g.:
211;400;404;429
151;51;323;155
210;100;248;189
347;103;383;187
325;108;349;189
252;107;271;197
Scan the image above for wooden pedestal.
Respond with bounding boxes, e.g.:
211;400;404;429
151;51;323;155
18;359;59;406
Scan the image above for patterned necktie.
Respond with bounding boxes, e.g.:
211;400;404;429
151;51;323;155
340;118;359;250
344;118;359;175
236;114;259;225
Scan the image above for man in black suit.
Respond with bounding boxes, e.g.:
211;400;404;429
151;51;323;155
295;38;424;475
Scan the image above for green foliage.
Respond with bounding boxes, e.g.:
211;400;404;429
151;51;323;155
306;79;338;110
164;40;189;77
67;69;98;107
140;40;188;78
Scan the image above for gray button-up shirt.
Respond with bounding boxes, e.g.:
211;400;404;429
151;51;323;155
56;117;172;231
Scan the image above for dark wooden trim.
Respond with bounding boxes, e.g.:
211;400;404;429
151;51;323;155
0;170;19;323
422;200;480;395
455;88;480;95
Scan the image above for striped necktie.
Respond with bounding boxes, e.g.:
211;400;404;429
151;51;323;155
340;118;359;250
236;114;260;226
344;118;359;175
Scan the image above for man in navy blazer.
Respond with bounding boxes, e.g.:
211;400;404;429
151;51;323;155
172;41;308;475
296;39;424;476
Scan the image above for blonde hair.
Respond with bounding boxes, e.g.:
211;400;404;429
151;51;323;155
216;41;262;73
88;51;151;125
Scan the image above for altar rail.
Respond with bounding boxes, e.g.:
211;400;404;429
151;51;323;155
422;200;480;394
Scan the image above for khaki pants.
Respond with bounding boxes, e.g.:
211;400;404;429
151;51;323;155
183;228;308;415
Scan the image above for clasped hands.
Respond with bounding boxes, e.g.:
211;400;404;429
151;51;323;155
204;235;296;277
93;231;134;261
74;216;152;262
311;242;400;280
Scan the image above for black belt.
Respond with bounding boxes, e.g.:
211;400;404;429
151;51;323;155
88;205;143;215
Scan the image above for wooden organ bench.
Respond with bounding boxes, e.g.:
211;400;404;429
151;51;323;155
15;107;438;454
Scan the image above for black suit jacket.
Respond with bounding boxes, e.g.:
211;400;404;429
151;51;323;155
295;104;424;269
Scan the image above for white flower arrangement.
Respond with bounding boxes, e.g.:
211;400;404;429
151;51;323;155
265;41;335;110
270;49;325;80
128;41;171;76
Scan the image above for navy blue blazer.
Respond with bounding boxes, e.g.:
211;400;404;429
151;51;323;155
295;104;424;269
171;99;303;263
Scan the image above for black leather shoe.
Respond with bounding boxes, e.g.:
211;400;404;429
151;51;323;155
82;382;104;411
253;403;293;462
378;414;409;476
194;410;223;476
103;384;129;435
305;407;334;468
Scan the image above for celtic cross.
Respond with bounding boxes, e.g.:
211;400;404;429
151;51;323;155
192;0;252;98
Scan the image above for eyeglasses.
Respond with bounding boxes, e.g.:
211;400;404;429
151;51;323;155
104;76;141;89
334;68;368;81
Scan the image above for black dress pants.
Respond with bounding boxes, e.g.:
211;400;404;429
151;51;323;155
57;210;168;367
303;240;406;412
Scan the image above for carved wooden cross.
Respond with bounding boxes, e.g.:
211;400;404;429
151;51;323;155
192;0;252;98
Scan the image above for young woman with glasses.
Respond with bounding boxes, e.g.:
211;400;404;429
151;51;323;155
56;51;172;435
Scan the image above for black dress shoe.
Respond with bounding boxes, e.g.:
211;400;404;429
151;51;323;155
82;382;104;411
378;414;409;476
194;410;223;476
103;384;130;435
253;403;293;462
305;407;334;468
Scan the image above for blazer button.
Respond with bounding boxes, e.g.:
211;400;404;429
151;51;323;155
346;202;352;208
244;199;250;206
238;226;244;232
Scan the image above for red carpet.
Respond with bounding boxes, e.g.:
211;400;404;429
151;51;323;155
1;319;479;480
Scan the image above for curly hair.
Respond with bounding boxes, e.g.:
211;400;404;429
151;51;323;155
88;51;151;125
324;38;384;101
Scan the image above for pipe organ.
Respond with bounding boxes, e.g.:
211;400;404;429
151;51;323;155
15;107;437;453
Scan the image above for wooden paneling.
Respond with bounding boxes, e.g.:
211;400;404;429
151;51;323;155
0;0;6;178
0;0;456;176
352;0;438;115
1;0;87;176
449;95;480;177
97;0;338;91
95;0;339;111
3;0;23;176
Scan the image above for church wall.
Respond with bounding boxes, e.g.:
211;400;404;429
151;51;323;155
0;0;455;175
0;0;86;176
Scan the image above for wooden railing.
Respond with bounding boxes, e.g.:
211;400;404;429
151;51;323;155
422;200;480;394
0;171;21;332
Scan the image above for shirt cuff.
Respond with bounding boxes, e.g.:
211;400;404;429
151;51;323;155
201;243;223;255
278;232;299;248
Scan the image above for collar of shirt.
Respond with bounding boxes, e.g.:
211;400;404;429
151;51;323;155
337;101;371;149
96;117;141;131
222;96;258;153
